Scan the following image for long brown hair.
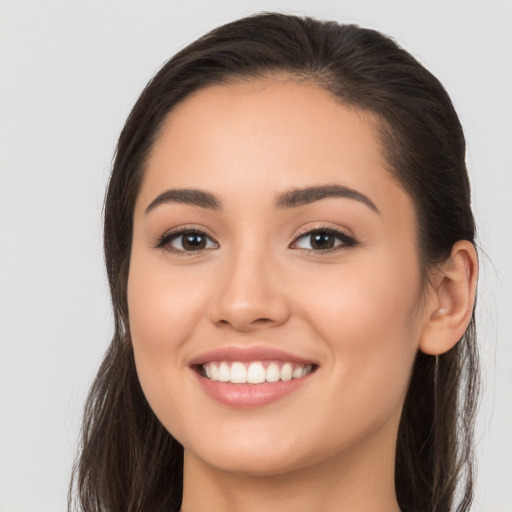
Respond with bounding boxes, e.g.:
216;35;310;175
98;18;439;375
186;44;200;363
70;13;479;512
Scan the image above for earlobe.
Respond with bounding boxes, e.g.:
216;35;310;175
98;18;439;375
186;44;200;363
419;240;478;356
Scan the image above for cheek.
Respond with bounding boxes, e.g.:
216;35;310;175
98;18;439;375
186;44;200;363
128;258;205;355
297;254;423;413
126;251;208;423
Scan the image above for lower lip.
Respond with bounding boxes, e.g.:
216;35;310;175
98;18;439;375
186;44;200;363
194;371;311;408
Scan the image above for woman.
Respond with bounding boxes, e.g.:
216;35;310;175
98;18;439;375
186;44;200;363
70;13;479;512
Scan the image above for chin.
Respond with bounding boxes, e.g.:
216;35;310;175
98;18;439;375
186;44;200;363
187;442;317;477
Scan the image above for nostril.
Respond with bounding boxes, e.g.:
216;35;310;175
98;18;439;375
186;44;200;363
215;317;275;331
209;293;291;332
253;318;273;324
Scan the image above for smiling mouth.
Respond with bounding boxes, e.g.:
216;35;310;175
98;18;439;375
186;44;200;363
195;360;317;385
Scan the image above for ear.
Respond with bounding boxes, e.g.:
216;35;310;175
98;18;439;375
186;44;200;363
419;240;478;356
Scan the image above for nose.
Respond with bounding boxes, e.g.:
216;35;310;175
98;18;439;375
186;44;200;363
208;248;291;333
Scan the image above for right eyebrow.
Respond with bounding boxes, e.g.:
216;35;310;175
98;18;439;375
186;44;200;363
274;184;379;213
144;188;222;214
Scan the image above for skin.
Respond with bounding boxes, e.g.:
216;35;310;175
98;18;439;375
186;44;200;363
127;78;478;512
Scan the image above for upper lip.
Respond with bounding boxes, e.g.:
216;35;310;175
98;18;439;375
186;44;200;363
188;346;317;366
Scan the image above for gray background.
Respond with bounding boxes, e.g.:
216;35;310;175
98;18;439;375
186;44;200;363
1;1;511;510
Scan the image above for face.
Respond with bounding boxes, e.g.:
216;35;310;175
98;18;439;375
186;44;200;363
128;79;430;476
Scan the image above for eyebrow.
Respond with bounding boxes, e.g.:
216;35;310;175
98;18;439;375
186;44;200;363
144;184;379;214
274;184;379;213
145;188;222;214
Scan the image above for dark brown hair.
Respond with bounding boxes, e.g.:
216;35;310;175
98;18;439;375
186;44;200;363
70;12;479;512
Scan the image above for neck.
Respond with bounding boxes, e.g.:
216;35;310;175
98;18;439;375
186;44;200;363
181;420;402;512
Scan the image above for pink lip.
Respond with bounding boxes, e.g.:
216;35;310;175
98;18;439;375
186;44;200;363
189;346;317;408
193;370;313;408
188;346;316;366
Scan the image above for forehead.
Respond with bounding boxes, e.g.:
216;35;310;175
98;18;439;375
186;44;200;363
138;78;414;226
151;78;385;176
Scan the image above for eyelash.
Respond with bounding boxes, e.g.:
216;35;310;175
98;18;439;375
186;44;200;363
155;225;358;256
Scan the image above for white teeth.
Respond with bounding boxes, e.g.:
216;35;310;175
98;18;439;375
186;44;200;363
281;362;293;381
218;361;230;382
292;365;304;379
202;360;314;384
266;362;280;382
247;362;266;384
230;362;247;384
210;363;219;381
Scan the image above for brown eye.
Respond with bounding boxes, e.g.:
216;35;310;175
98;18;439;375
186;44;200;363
159;229;218;254
309;232;336;250
179;232;208;250
292;228;357;253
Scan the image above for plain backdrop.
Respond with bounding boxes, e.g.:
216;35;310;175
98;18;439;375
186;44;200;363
0;1;511;511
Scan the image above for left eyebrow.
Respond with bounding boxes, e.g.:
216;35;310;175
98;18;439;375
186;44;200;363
274;184;380;213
